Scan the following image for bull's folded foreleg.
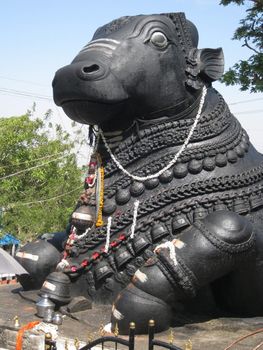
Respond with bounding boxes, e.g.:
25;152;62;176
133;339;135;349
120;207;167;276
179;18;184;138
111;210;255;334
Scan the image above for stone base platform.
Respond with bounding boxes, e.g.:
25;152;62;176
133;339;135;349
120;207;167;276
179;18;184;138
0;284;262;349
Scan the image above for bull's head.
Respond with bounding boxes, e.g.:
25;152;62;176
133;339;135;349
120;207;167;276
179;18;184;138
53;13;224;130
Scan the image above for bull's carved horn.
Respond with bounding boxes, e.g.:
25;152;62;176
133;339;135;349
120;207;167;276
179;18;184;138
186;47;224;90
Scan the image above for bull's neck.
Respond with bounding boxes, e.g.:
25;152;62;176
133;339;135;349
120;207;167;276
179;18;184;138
99;88;239;178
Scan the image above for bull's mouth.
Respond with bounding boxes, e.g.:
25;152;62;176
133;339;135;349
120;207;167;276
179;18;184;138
61;99;127;125
60;97;125;106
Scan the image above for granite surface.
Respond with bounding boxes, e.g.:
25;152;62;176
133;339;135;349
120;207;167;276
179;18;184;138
0;284;262;350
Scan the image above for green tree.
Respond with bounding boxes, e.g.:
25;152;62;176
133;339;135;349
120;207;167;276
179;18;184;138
220;0;263;92
0;112;84;242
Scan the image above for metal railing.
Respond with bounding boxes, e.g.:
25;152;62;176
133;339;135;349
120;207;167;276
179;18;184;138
148;320;183;350
78;320;186;350
79;322;135;350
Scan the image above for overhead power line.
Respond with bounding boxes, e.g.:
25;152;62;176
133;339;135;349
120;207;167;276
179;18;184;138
235;109;263;115
0;123;88;182
229;97;263;106
0;153;71;181
0;76;49;87
0;151;65;169
5;185;83;209
0;87;52;101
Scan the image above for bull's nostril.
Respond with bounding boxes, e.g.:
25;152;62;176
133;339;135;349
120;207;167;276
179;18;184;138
82;64;100;74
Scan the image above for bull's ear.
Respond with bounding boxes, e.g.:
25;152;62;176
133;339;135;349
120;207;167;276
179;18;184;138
198;48;224;82
186;48;224;90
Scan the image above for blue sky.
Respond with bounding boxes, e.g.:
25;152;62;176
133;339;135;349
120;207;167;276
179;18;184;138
0;0;262;153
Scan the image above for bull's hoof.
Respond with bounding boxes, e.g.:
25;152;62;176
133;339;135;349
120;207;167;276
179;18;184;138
111;283;172;335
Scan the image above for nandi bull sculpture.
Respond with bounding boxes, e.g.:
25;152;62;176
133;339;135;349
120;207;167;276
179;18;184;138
16;13;263;334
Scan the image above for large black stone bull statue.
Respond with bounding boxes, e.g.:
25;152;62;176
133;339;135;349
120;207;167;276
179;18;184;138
16;13;263;334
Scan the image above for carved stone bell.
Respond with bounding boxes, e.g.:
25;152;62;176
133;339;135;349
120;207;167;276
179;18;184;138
71;205;95;231
115;247;133;268
193;206;208;221
132;235;150;254
214;201;227;212
172;212;190;231
150;223;169;242
250;192;263;210
94;260;114;281
40;271;71;305
233;197;249;214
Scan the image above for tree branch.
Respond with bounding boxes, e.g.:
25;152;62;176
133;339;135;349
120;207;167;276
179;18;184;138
243;38;261;54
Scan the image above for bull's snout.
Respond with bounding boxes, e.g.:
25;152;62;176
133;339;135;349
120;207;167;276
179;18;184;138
52;58;129;125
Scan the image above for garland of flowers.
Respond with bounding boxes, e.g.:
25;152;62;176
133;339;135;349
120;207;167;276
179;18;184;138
130;200;140;239
105;216;112;253
96;158;104;227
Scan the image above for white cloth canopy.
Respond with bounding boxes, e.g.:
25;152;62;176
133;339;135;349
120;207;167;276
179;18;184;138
0;247;28;275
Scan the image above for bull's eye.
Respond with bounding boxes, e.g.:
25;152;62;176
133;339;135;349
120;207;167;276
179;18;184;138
150;32;168;48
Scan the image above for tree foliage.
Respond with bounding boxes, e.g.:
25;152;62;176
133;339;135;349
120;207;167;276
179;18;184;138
0;112;84;242
220;0;263;92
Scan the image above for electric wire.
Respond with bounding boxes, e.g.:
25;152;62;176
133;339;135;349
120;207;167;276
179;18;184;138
229;97;263;106
0;122;87;176
0;88;52;101
0;125;89;209
0;75;49;87
252;341;263;350
0;151;65;169
234;109;263;115
6;185;83;209
0;153;72;181
223;328;263;350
